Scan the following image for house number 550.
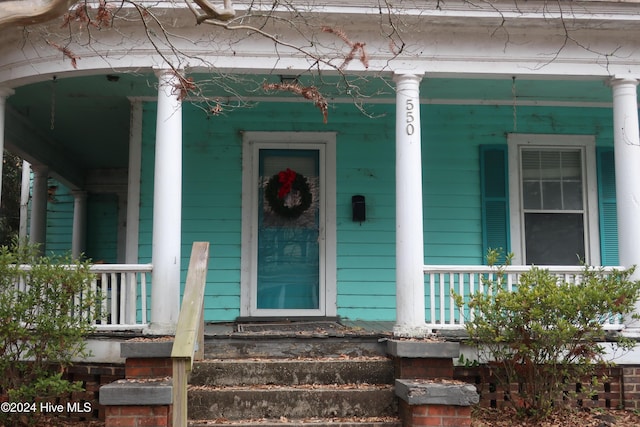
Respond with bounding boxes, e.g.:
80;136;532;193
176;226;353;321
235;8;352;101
405;99;415;136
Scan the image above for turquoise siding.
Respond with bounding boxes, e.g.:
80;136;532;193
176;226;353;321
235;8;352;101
422;104;614;266
133;102;617;322
336;110;396;321
12;103;596;321
86;193;118;263
45;179;73;254
44;182;119;263
139;101;398;321
41;101;618;322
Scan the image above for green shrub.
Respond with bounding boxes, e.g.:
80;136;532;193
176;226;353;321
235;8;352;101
0;242;101;425
454;249;640;419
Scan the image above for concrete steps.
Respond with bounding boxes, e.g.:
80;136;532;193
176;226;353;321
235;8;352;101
188;331;400;426
190;358;394;386
188;383;396;419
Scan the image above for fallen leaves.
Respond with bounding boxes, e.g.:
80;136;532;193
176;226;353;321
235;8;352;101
472;407;640;427
190;416;401;425
23;407;640;426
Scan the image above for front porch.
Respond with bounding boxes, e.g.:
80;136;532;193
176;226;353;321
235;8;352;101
79;263;631;334
5;73;640;336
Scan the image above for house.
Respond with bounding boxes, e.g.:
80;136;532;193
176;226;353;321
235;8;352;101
1;0;640;346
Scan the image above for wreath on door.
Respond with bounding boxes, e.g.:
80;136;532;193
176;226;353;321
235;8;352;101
264;168;312;219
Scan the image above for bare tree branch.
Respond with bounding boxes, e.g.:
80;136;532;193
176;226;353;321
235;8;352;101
190;0;235;24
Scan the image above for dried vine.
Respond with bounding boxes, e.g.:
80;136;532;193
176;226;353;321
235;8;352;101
263;82;329;123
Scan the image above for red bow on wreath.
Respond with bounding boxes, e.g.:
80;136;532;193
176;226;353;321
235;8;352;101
277;168;297;198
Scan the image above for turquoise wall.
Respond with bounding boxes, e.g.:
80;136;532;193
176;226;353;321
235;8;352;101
45;179;73;254
85;193;118;263
139;101;398;321
41;100;616;322
137;100;615;322
422;104;613;266
45;181;119;262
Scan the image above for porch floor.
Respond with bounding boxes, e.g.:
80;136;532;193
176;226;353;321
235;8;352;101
202;320;399;359
204;320;396;339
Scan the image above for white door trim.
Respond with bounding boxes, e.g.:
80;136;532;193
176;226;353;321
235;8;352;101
240;131;337;317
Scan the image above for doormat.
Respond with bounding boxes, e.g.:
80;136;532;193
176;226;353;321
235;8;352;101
235;321;346;333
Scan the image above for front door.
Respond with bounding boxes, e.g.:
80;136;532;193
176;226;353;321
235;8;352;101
241;132;336;317
258;148;320;310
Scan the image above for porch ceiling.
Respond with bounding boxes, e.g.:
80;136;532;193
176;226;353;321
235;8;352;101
5;72;615;189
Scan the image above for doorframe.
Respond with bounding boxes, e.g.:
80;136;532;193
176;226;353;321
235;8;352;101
240;131;337;318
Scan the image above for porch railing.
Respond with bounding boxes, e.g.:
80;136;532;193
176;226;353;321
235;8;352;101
90;264;153;331
424;265;626;332
16;263;153;331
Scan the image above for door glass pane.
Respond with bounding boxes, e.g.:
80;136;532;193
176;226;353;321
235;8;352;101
257;149;320;309
524;213;585;265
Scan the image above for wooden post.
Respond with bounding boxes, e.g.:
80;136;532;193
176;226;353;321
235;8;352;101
172;358;189;427
171;241;210;427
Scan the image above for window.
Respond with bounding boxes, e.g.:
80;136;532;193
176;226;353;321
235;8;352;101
508;134;600;266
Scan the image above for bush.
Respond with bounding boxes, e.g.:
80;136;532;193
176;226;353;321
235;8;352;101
0;242;101;425
455;250;640;419
0;151;22;247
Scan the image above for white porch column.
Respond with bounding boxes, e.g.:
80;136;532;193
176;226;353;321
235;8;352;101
0;88;15;209
124;100;143;325
71;190;87;259
610;77;640;333
393;72;429;337
150;69;182;334
125;99;142;264
19;161;31;241
29;164;49;254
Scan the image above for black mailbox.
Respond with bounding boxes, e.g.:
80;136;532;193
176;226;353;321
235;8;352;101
352;195;366;222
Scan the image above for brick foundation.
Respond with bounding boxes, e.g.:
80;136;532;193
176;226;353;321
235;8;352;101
395;379;478;427
1;362;128;423
105;405;171;427
399;400;472;427
623;365;640;410
454;365;624;410
388;340;476;427
101;341;175;427
125;357;173;379
65;363;126;421
395;357;454;380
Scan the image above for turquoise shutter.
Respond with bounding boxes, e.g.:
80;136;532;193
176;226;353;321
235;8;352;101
597;148;618;266
479;145;510;263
